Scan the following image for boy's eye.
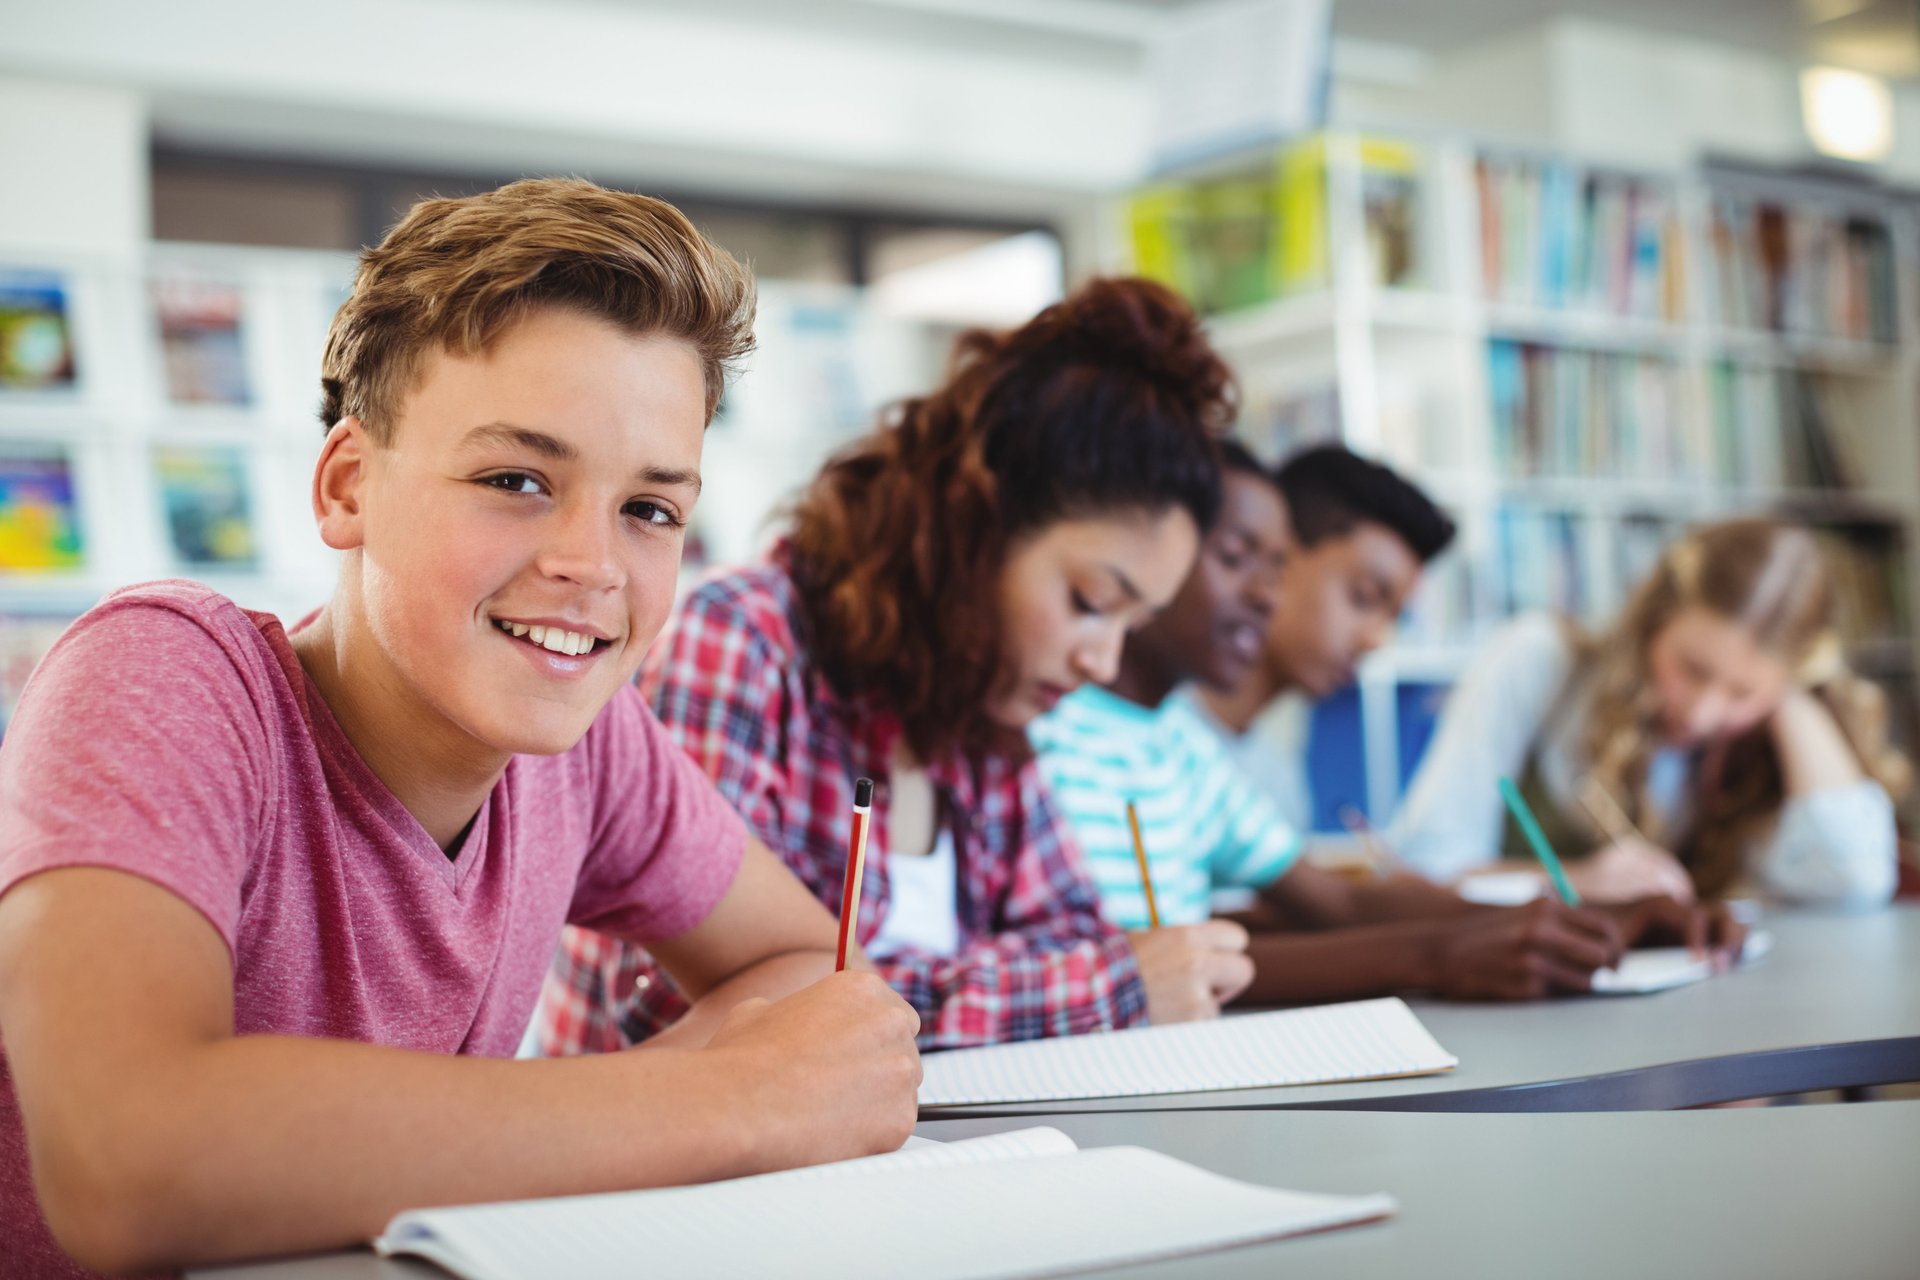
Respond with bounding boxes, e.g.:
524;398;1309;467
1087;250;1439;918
482;472;543;495
625;499;680;528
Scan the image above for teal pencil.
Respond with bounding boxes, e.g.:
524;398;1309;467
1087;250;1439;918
1498;776;1581;906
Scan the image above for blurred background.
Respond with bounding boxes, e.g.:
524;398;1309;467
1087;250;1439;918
2;0;1917;832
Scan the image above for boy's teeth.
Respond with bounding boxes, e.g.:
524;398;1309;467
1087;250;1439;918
496;618;596;655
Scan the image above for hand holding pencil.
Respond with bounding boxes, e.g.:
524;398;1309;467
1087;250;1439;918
1122;796;1253;1022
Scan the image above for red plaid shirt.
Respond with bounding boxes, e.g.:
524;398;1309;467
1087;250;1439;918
537;559;1145;1051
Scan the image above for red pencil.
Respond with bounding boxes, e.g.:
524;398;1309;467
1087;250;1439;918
836;777;875;971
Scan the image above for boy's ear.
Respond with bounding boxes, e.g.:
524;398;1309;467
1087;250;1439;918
312;417;372;551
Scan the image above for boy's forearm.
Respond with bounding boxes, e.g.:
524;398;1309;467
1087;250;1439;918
1239;922;1441;1005
1340;874;1487;923
64;1035;774;1274
646;947;846;1050
1259;863;1482;931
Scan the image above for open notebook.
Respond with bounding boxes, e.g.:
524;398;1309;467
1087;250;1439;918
1589;929;1774;995
919;996;1456;1108
375;1127;1395;1280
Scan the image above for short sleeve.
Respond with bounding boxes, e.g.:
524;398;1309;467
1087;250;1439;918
0;597;275;956
564;685;748;942
1198;735;1303;891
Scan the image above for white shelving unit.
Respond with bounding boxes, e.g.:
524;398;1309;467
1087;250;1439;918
1127;131;1920;828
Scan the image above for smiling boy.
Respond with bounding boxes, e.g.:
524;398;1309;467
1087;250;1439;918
0;179;919;1278
1032;443;1745;1007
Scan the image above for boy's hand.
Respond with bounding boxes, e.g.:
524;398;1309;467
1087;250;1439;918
1127;921;1254;1023
1569;837;1696;904
1425;900;1627;1000
1601;896;1749;966
699;970;922;1167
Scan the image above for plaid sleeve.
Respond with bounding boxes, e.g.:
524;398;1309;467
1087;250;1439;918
536;579;793;1054
879;765;1147;1049
640;581;792;856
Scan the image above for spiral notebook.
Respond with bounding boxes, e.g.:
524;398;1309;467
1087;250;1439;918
374;1127;1396;1280
919;996;1457;1107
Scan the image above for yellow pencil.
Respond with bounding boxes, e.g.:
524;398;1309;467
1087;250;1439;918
1125;799;1161;929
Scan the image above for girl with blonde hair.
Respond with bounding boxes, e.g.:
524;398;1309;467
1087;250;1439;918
1391;518;1909;906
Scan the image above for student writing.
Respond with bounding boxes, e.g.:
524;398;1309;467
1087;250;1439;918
1389;518;1910;906
0;180;921;1278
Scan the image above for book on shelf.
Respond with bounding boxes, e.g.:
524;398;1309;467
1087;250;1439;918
154;445;259;571
1613;511;1683;596
1497;504;1586;619
0;270;77;392
1706;195;1896;343
1707;362;1876;492
1486;340;1702;481
1124;133;1425;315
152;273;253;407
0;445;84;573
1475;156;1683;320
1359;137;1422;288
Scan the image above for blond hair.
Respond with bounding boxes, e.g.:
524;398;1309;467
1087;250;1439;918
1574;518;1910;896
320;178;755;442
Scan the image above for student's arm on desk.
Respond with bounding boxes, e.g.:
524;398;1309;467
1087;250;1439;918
1237;891;1629;1004
1239;862;1739;1002
639;833;882;1050
0;865;919;1276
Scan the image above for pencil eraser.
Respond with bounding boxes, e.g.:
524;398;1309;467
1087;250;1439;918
854;777;874;807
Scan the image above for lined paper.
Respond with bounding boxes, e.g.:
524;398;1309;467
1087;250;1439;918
1590;929;1774;995
919;996;1457;1107
378;1145;1395;1280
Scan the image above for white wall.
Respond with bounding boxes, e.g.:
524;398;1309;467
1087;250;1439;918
0;0;1147;214
0;77;147;256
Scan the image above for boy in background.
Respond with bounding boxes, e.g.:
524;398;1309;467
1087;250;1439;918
1188;443;1455;833
0;179;919;1278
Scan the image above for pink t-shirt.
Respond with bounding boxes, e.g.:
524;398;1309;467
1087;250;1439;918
0;580;746;1278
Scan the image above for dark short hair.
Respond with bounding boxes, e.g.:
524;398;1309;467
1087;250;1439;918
1275;444;1455;562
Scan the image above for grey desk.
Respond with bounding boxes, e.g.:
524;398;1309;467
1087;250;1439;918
914;1103;1920;1279
924;906;1920;1117
195;1103;1920;1280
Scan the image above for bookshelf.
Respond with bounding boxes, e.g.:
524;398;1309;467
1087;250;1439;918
1121;132;1920;831
0;245;950;735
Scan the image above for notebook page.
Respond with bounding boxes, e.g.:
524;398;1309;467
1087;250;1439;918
919;996;1456;1107
1590;929;1774;995
378;1145;1395;1280
752;1125;1077;1184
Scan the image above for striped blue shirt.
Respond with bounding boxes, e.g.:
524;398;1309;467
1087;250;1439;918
1030;684;1303;930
